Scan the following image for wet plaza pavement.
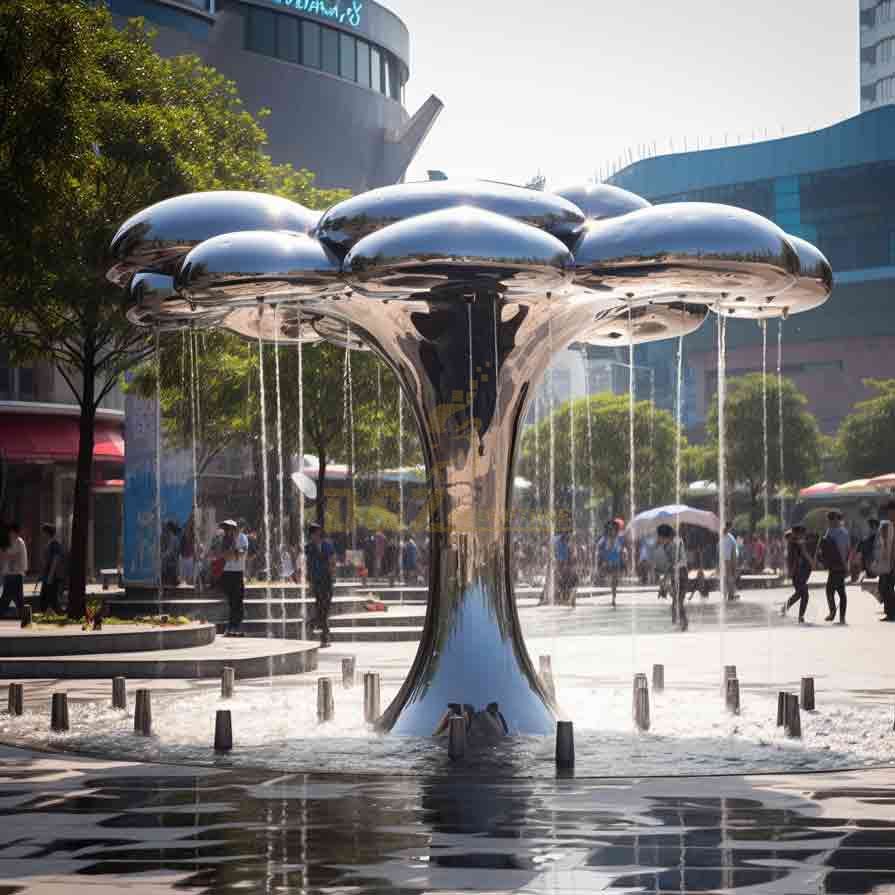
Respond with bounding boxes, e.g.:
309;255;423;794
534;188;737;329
1;744;895;894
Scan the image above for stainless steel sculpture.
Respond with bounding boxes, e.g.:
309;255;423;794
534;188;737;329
109;179;833;737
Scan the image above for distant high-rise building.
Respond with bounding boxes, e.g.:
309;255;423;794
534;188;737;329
860;0;895;110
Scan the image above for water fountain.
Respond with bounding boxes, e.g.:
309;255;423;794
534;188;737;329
108;182;832;737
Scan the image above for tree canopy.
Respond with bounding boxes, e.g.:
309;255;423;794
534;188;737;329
0;0;346;615
834;379;895;480
703;373;821;529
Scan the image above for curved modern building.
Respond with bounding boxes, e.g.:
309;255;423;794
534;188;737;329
109;0;442;191
609;107;895;436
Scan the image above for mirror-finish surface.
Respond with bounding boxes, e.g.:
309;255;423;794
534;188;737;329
177;230;342;304
581;301;708;346
108;191;319;283
222;304;326;345
556;182;651;220
127;272;230;329
574;202;801;305
343;206;575;298
316;179;587;256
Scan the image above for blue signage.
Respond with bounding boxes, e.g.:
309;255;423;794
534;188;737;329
270;0;363;28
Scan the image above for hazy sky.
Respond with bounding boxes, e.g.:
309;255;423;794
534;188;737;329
388;0;859;188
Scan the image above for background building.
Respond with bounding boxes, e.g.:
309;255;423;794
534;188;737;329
109;0;442;192
861;0;895;112
608;106;895;437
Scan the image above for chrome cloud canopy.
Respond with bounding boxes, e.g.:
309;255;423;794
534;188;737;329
581;302;708;346
342;206;575;298
222;305;327;345
555;182;651;221
126;272;230;330
315;179;587;256
108;191;320;285
177;230;342;305
573;202;801;308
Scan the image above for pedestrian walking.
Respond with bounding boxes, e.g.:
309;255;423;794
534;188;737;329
305;522;335;647
219;519;248;636
401;532;418;584
38;523;64;614
596;520;624;608
721;522;738;601
872;502;895;621
1;522;27;620
780;525;813;622
818;509;849;624
656;524;688;631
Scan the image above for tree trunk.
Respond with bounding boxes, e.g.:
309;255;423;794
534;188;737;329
315;452;327;528
67;381;96;619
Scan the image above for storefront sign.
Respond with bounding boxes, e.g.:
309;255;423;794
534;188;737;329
270;0;363;28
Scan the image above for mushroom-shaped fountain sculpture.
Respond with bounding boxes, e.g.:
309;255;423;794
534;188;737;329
108;179;833;736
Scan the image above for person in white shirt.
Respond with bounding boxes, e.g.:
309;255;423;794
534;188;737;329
721;522;738;601
219;519;248;637
1;521;28;619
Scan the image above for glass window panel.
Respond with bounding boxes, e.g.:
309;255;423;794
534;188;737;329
356;40;370;88
383;57;391;97
278;16;299;63
17;367;34;400
370;47;381;92
246;6;276;57
339;33;356;80
302;21;320;68
321;27;339;75
388;59;400;100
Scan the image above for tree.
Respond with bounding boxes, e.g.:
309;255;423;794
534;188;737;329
835;379;895;479
703;373;821;530
0;1;346;616
517;392;686;522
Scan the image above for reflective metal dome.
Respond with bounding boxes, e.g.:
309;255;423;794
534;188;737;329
176;230;342;306
555;182;651;221
342;206;575;299
126;272;229;329
108;191;320;285
581;301;709;346
573;202;801;307
316;179;587;256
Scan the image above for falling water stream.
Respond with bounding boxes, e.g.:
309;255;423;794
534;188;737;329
256;328;273;629
398;386;405;541
777;319;785;527
466;300;476;570
585;366;595;582
296;313;306;640
273;306;287;638
154;328;163;608
761;319;772;681
546;320;556;606
674;335;683;521
716;309;728;671
342;324;357;552
188;328;201;592
627;309;637;668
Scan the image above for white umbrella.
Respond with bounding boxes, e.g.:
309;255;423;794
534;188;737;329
629;504;720;538
291;471;317;500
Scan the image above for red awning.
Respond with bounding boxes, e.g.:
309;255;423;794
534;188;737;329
0;413;124;463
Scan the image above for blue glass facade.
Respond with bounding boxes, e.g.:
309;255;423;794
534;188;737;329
607;108;895;434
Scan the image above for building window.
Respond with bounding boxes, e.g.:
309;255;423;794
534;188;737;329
0;351;35;402
370;46;381;92
245;6;276;57
321;27;339;75
878;0;895;24
278;15;299;63
243;8;406;100
302;21;320;68
356;40;370;88
339;33;356;81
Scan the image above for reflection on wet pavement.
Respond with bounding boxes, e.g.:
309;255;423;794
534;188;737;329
1;745;894;893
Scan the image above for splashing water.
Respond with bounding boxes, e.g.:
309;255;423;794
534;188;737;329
257;328;273;625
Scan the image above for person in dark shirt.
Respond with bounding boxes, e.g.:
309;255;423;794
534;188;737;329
781;525;813;622
39;523;64;614
305;522;335;647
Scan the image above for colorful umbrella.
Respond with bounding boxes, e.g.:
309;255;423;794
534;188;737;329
798;482;838;497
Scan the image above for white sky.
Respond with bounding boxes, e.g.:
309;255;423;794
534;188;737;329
389;0;859;188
